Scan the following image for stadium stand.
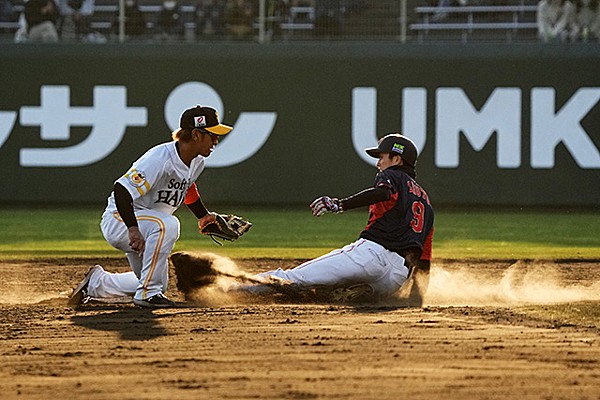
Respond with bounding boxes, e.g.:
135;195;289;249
0;0;543;43
410;0;540;43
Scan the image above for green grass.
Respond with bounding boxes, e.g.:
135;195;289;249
0;206;599;260
434;209;600;260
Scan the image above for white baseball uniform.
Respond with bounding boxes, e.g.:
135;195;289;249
260;238;410;298
86;141;206;301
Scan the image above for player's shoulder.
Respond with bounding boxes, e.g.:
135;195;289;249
131;142;174;173
149;141;174;154
138;141;174;160
380;166;414;181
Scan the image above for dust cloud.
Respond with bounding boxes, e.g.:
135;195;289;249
180;252;270;306
426;260;600;306
2;257;599;307
0;289;64;305
204;256;600;307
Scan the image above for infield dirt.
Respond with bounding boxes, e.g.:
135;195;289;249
1;256;599;399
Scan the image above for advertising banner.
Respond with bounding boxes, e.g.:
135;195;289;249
1;44;599;206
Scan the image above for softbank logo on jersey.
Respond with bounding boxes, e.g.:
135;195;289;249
0;82;276;168
353;87;600;169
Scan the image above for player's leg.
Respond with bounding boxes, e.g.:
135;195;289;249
262;239;393;288
76;211;141;299
133;211;180;302
86;266;139;298
69;212;142;304
368;250;410;298
85;211;179;304
230;241;374;295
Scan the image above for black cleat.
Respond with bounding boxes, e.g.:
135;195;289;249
133;293;175;308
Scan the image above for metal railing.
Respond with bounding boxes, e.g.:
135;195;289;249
410;4;539;43
0;0;547;44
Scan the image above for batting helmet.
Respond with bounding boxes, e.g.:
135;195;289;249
365;133;418;166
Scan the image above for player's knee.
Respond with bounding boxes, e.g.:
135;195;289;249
161;216;181;244
144;215;180;248
162;215;180;234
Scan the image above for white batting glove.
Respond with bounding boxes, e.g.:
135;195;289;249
310;196;343;217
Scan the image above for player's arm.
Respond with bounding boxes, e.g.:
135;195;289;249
407;260;430;308
113;182;145;255
339;186;391;211
310;186;392;217
184;182;216;230
407;229;434;307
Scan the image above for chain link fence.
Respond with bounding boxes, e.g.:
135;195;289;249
0;0;550;44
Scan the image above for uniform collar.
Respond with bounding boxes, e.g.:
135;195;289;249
387;165;416;179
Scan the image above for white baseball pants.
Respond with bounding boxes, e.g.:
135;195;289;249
261;238;410;298
86;210;180;301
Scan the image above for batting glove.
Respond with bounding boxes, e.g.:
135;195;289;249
310;196;343;217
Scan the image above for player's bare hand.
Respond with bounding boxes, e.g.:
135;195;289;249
198;212;217;232
128;226;145;256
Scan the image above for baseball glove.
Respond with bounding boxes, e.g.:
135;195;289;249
199;213;252;245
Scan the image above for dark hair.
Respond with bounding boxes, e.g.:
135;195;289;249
68;0;83;9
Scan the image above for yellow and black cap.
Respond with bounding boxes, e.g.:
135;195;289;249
180;105;232;135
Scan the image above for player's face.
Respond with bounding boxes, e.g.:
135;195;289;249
376;153;402;171
196;130;220;157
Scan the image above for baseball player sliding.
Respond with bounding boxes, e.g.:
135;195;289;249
238;133;434;304
68;105;233;308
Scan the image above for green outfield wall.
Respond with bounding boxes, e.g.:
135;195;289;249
0;43;599;207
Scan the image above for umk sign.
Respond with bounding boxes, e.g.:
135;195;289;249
6;84;599;170
352;87;600;169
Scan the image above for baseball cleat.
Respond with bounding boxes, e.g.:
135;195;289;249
68;265;103;307
133;293;175;308
331;283;374;303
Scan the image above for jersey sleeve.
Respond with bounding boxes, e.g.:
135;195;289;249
374;170;397;194
340;187;390;210
420;228;434;261
115;150;163;201
184;182;200;205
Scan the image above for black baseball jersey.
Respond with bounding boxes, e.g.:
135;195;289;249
359;166;434;259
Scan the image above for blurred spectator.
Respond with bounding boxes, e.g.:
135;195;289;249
3;0;22;41
155;0;184;41
431;0;468;22
196;0;225;37
264;0;287;40
124;0;146;38
24;0;59;41
289;0;314;23
571;0;600;41
56;0;101;41
537;0;575;42
315;0;343;36
154;0;183;40
224;0;253;39
345;0;368;16
0;0;15;23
